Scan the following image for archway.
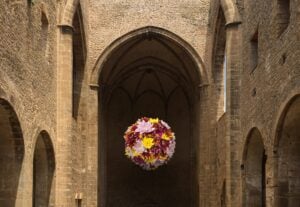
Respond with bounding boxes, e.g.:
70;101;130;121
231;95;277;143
243;128;266;207
72;3;86;119
275;95;300;207
0;98;24;206
98;27;202;207
33;131;55;207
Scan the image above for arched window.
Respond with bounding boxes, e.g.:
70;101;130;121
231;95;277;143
72;4;86;119
41;11;49;58
212;8;227;118
276;0;290;37
250;29;258;72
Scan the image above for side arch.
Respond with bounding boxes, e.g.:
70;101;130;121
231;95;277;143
33;130;56;207
242;128;266;207
89;26;208;87
0;97;25;206
272;89;300;149
273;92;300;207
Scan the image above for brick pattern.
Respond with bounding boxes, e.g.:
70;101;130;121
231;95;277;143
0;0;57;206
0;0;299;206
238;0;300;206
0;99;24;206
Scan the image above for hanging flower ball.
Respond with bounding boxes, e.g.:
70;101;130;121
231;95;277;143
124;117;176;170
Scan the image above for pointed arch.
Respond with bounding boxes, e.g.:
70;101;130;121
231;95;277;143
273;90;300;149
273;94;300;207
33;130;55;207
242;128;266;207
97;26;200;207
90;26;208;87
0;98;24;206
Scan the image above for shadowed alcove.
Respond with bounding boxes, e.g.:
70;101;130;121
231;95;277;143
275;95;300;207
98;27;201;207
0;99;24;206
72;3;86;120
242;128;266;207
212;7;226;119
33;131;55;207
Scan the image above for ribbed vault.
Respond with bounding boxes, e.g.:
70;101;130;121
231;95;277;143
99;30;200;207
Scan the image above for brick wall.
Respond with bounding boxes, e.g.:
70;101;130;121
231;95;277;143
0;1;57;206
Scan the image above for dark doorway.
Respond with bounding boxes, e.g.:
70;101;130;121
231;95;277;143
99;29;201;207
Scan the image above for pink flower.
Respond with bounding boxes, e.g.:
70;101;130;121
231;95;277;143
166;141;175;157
161;120;170;129
133;140;145;154
125;117;176;170
135;120;154;133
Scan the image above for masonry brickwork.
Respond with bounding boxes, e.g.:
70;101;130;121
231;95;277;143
0;0;299;207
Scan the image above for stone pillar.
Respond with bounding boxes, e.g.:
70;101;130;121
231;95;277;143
225;23;242;207
198;84;212;207
56;25;73;207
86;85;99;207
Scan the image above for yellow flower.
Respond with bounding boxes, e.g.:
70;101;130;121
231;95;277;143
162;133;171;140
149;118;159;124
133;151;140;156
160;155;167;160
142;137;154;149
125;148;140;157
144;155;156;164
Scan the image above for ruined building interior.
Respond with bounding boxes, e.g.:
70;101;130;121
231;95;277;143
0;0;299;206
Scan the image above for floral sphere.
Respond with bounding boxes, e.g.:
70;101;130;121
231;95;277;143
124;117;176;170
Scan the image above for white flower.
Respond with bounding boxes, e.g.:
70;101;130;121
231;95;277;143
133;140;145;154
166;141;176;157
135;120;154;133
125;147;135;158
161;120;171;129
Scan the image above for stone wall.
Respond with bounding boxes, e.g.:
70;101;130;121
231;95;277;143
0;1;57;206
0;0;299;206
239;0;300;206
84;0;213;206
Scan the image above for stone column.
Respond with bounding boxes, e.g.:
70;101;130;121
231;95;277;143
198;84;213;207
225;23;242;207
56;25;74;207
85;85;99;207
